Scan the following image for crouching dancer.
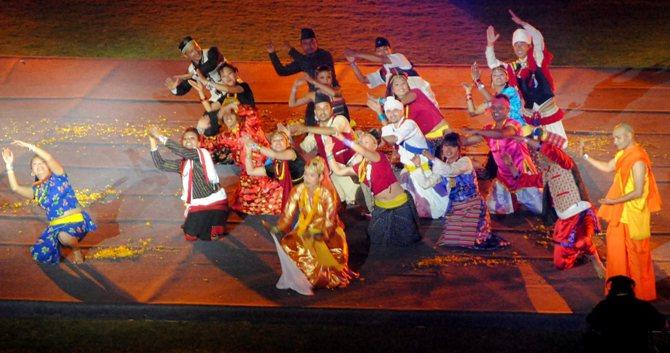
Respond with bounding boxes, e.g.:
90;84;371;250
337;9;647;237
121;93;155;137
2;141;96;264
149;127;228;241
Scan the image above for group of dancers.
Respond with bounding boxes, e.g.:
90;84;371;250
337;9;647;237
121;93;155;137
2;10;661;300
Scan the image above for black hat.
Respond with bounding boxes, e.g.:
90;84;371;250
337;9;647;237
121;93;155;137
375;37;390;48
300;28;316;40
178;36;194;52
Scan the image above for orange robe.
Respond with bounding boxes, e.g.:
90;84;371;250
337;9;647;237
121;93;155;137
598;144;661;300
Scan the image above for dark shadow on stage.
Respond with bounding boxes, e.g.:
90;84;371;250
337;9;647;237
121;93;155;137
38;262;136;303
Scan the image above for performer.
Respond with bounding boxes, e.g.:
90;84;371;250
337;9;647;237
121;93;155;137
464;62;523;126
416;133;508;250
149;128;229;241
325;131;421;249
289;67;350;120
267;28;338;126
373;96;449;219
2;141;96;264
290;96;360;205
242;129;305;210
505;129;605;275
462;95;543;215
165;36;225;98
199;105;284;215
486;10;567;146
345;37;438;107
369;74;450;149
582;123;662;300
191;62;255;108
265;157;356;294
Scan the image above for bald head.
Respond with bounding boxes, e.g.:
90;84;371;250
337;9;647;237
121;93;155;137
613;123;635;150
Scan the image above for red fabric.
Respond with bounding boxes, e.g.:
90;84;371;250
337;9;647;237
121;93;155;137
187;199;228;214
275;160;293;210
523;109;564;126
516;47;555;92
540;142;574;170
407;89;444;135
553;209;598;270
315;132;355;165
210;225;226;238
352;154;397;196
184;234;198;241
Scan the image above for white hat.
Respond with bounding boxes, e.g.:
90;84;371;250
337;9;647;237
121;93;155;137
512;28;531;45
383;96;403;112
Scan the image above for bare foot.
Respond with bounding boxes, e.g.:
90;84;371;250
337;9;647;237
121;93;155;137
72;249;84;264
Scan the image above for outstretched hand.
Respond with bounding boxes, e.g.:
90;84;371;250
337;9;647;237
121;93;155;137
148;126;161;139
366;94;382;114
470;61;481;81
578;140;586;157
508;9;525;26
2;148;13;165
323;135;335;153
421;149;434;160
486;26;500;46
11;140;33;150
188;79;204;92
164;76;180;90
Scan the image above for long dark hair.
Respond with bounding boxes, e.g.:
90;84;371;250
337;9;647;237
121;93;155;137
436;132;462;160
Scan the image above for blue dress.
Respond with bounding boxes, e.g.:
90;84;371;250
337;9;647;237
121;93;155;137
31;173;96;264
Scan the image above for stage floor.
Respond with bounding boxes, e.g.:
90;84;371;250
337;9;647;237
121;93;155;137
0;57;669;315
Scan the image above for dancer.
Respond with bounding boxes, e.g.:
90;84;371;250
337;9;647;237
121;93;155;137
504;129;605;275
486;10;567;146
149;128;229;241
325;131;421;249
374;96;449;219
242;129;305;210
2;141;96;264
264;157;356;295
462;95;543;215
291;95;360;205
346;37;438;107
464;62;523;125
191;62;255;108
289;67;350;120
369;74;449;148
267;28;337;126
583;123;662;300
165;36;225;97
199;105;284;215
416;133;508;250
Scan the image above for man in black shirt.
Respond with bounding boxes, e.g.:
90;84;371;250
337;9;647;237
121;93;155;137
165;36;225;97
267;28;337;126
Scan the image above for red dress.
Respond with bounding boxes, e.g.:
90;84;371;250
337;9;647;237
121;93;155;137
199;105;283;215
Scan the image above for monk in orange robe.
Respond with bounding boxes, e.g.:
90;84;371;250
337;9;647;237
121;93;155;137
581;123;662;300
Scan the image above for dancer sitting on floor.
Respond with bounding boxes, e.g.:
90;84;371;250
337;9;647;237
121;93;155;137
242;128;305;210
415;133;509;250
2;141;96;264
368;96;449;219
325;131;421;250
265;157;357;295
149;127;229;241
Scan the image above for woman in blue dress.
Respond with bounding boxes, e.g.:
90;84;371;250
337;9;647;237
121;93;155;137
2;141;96;264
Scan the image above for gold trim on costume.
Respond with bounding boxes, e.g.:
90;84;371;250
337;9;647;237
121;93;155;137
49;212;84;226
374;192;408;209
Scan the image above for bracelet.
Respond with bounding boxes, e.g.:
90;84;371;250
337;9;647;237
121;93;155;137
583;153;589;160
377;97;386;106
474;79;485;89
376;112;386;122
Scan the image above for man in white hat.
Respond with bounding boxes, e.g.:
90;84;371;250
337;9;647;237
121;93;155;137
485;10;568;148
164;36;226;97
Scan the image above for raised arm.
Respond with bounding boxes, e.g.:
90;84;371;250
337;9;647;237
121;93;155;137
462;125;516;140
288;78;314;108
12;140;64;175
149;128;200;161
304;74;338;97
243;146;267;177
323;137;355;176
463;83;488;117
149;136;181;173
579;140;615;173
346;56;370;85
2;148;33;199
471;62;494;102
485;26;506;69
509;9;545;66
267;42;302;76
344;49;392;64
189;80;215;112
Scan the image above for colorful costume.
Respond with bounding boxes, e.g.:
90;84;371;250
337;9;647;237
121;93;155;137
30;173;96;264
483;119;543;214
274;183;356;293
420;157;505;249
300;115;360;204
171;46;225;98
264;151;306;210
382;117;449;219
200;105;283;214
353;154;420;248
152;139;229;241
517;142;599;269
405;88;450;145
486;23;567;146
368;53;438;108
598;144;662;301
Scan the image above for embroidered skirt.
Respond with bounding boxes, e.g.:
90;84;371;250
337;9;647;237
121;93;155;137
31;211;96;264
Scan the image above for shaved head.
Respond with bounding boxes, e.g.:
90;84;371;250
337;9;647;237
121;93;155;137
612;123;635;150
614;122;634;135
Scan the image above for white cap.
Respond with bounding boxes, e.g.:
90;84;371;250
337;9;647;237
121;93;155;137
383;96;403;112
512;28;531;45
